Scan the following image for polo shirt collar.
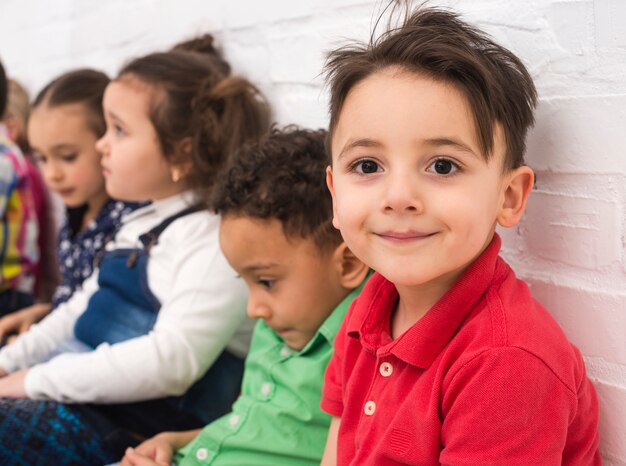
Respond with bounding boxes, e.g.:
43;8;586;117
347;234;504;369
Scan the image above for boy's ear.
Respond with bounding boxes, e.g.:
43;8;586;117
326;166;340;230
497;165;534;228
332;242;369;290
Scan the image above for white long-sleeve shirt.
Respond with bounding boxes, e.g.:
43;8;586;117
0;192;253;403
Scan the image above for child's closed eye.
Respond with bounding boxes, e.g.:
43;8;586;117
61;153;77;163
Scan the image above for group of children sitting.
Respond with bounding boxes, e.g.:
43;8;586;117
0;4;601;466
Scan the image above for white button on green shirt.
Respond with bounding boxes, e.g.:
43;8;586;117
175;283;365;466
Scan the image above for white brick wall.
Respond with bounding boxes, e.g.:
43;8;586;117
1;0;625;462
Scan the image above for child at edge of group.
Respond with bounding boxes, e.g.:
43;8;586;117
117;126;370;466
1;78;58;306
0;69;142;345
320;5;600;466
0;43;269;465
0;59;38;315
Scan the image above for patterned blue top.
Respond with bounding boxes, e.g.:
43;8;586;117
52;200;142;308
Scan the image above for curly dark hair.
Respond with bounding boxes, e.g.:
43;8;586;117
213;126;341;252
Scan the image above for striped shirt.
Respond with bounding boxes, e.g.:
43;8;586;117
0;124;38;294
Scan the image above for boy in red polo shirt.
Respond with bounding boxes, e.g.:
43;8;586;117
320;6;600;466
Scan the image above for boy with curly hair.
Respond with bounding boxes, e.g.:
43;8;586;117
120;126;369;466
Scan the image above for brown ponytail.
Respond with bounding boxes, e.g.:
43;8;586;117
118;44;270;207
189;75;269;204
171;33;231;77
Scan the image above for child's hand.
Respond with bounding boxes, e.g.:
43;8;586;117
120;433;176;466
0;303;51;345
121;446;170;466
0;368;28;397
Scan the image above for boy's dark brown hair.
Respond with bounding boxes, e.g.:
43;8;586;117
118;42;271;206
213;126;342;252
325;4;537;170
32;69;110;138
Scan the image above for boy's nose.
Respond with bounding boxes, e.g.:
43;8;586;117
246;297;271;320
382;169;424;214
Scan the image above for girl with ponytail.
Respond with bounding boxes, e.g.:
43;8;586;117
0;42;270;465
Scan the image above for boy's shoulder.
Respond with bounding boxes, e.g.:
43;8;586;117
449;255;586;391
342;245;585;392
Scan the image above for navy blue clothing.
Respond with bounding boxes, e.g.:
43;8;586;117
0;398;114;465
52;200;142;308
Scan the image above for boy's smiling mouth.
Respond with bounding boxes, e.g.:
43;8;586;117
374;230;436;243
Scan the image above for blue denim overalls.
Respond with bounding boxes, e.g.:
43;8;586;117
72;206;245;454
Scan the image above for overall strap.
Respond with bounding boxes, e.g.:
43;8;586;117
138;204;204;250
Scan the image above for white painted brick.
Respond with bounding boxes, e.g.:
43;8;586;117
594;0;626;49
522;191;621;269
527;96;626;173
223;0;316;29
594;382;626;462
547;1;593;55
268;29;327;85
273;86;329;129
527;279;626;364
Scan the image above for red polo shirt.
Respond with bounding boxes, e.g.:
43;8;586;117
321;235;600;465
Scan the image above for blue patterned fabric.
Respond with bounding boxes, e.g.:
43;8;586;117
52;200;143;308
0;398;114;465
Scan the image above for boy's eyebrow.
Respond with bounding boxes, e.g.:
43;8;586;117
337;138;383;160
243;263;279;272
423;137;479;157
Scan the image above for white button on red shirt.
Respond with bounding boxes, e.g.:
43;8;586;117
364;400;376;416
379;361;393;377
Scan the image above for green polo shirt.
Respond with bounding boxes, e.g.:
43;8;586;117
175;283;364;466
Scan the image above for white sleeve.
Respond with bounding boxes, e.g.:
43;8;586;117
0;271;100;373
24;221;248;403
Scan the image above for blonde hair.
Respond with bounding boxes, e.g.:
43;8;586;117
3;79;30;152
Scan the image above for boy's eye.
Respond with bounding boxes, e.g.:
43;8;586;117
62;154;77;162
352;159;381;174
257;278;275;290
427;158;460;176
